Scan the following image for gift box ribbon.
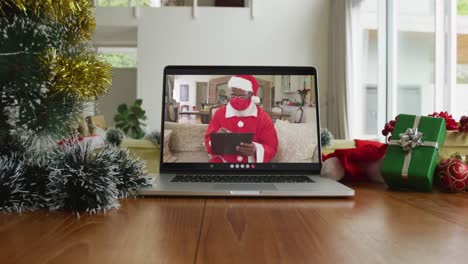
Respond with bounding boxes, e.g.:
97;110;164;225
389;116;439;180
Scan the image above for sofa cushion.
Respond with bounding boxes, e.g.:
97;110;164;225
272;119;318;163
164;122;209;152
173;150;210;163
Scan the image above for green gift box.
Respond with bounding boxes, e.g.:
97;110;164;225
382;114;446;192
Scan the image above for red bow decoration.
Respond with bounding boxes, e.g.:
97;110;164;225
429;111;459;131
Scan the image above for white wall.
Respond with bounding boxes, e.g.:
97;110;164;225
98;68;137;127
138;0;330;132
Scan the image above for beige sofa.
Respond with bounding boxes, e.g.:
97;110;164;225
163;120;320;163
164;122;210;162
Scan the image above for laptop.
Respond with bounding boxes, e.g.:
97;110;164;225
138;66;354;197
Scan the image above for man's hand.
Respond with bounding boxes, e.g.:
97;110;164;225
217;127;231;133
237;142;256;156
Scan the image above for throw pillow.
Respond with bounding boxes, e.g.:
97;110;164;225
164;122;208;152
272;119;318;162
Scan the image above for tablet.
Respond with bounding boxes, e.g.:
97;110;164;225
210;132;254;155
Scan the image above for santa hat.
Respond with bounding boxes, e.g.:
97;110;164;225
227;75;260;104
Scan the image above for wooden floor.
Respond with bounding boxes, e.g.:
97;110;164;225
1;183;468;264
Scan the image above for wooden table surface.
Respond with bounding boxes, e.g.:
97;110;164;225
1;183;468;264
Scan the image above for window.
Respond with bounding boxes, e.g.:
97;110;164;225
180;84;189;101
95;0;248;7
459;0;468;15
96;0;154;7
456;0;468;119
349;0;466;140
349;0;385;140
395;0;436;117
97;47;137;68
161;0;248;7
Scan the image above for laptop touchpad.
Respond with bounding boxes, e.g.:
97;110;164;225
214;184;277;191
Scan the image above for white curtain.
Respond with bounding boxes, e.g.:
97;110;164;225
326;0;353;139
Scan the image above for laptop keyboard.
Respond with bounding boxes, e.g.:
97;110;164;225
171;175;314;183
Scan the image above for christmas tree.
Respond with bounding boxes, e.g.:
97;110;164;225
0;0;111;144
0;1;147;213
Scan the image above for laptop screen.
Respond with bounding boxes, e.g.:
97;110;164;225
161;66;321;173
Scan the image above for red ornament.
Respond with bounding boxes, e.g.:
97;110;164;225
381;129;389;136
461;116;468;125
384;123;393;132
381;116;398;139
438;158;468;192
460;116;468;132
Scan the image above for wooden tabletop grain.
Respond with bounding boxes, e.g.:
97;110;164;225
1;183;468;264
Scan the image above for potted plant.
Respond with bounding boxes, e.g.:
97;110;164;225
297;88;311;106
114;99;147;139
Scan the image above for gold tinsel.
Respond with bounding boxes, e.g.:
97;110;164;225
0;0;96;42
45;49;112;100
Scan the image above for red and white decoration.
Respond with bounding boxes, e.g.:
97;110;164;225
321;140;387;182
438;158;468;192
58;135;105;151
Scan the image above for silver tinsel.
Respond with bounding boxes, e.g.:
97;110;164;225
144;131;161;146
46;141;120;214
320;128;334;148
1;141;148;214
106;127;125;146
20;151;50;208
0;153;41;212
101;146;148;198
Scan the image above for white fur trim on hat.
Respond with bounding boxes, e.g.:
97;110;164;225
228;76;253;93
251;96;260;104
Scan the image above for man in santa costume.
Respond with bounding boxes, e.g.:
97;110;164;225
205;75;278;163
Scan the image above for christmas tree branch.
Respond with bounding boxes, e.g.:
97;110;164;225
0;51;37;56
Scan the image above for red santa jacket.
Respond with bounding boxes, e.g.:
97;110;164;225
205;102;278;163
